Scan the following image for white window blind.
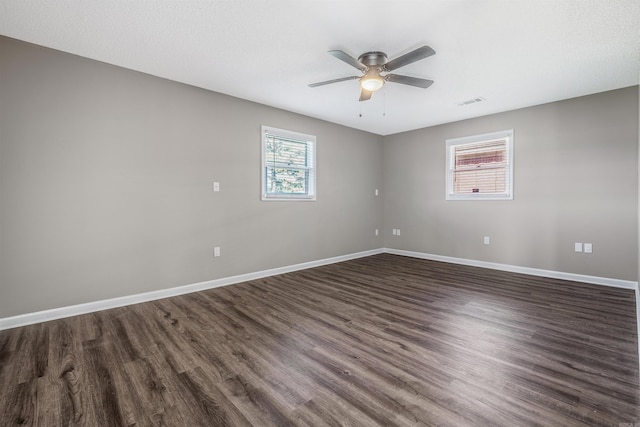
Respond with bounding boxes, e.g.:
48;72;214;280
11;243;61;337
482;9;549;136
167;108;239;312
261;126;316;200
446;130;513;200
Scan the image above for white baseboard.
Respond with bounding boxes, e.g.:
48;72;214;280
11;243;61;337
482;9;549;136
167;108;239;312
0;248;383;331
2;247;637;331
383;248;639;290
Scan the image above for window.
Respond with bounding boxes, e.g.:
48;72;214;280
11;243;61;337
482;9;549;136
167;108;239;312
261;125;316;200
446;129;513;200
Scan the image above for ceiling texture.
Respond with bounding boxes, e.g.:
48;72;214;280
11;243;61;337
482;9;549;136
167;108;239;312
1;0;639;136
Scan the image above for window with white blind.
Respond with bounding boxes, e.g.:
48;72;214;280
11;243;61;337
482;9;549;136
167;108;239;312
261;125;316;201
446;129;514;200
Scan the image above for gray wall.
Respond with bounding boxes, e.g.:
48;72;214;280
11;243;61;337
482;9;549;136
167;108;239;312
0;37;383;318
383;87;639;281
1;35;637;320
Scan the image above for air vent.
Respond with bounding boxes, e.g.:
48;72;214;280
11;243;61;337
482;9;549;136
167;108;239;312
457;97;486;106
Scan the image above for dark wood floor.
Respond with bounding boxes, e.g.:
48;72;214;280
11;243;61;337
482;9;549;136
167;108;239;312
1;254;638;426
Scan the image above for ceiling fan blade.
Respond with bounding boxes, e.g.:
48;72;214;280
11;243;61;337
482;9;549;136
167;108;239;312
308;76;360;87
359;88;373;102
385;74;434;89
329;50;366;71
384;45;435;71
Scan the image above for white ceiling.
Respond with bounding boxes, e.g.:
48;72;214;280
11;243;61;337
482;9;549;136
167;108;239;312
1;1;639;135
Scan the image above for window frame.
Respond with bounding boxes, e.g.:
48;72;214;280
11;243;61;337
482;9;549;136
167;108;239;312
261;125;316;201
445;129;514;201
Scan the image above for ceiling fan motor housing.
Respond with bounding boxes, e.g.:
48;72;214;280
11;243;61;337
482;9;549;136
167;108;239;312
358;52;388;68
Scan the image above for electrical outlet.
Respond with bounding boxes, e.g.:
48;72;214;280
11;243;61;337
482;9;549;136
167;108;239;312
213;181;220;192
397;229;400;236
584;243;593;253
483;236;490;245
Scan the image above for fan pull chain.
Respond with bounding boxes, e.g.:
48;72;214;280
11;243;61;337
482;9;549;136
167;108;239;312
383;92;387;117
358;93;387;118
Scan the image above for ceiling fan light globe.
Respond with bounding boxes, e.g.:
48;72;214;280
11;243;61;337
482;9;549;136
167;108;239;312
360;76;384;91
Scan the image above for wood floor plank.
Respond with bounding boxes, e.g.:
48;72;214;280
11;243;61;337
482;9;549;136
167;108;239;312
0;253;638;426
46;319;83;426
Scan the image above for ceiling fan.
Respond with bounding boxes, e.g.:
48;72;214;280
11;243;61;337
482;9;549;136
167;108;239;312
309;45;435;101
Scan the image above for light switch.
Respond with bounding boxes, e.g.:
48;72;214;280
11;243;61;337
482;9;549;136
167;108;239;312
574;242;583;252
213;182;220;192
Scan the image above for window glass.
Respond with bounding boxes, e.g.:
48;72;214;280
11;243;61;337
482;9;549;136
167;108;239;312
262;126;316;200
446;130;513;200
